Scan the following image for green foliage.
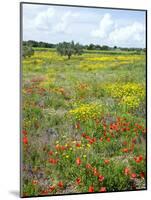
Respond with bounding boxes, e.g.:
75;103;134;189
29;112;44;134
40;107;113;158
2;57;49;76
22;48;146;196
23;45;34;58
23;40;55;48
56;41;83;59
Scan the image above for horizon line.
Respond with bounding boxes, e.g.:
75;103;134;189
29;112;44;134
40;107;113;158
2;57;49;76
23;40;146;49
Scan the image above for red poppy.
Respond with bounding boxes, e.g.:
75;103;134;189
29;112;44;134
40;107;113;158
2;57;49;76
139;155;143;161
138;125;143;130
76;143;81;147
61;146;66;151
23;137;28;145
48;151;53;156
122;148;129;153
85;135;90;139
82;132;86;137
49;158;58;164
131;173;137;179
32;180;38;185
76;178;81;185
100;187;106;192
88;137;96;144
103;131;107;136
88;139;93;144
140;172;145;178
98;175;104;182
41;190;49;195
49;185;55;192
122;128;127;132
123;141;127;146
100;137;103;142
132;138;136;143
124;167;130;175
76;157;81;165
55;144;60;151
22;130;27;135
110;123;118;131
75;123;80;129
107;137;110;142
86;163;92;169
88;186;94;192
58;181;63;188
104;159;110;164
134;155;143;163
93;168;99;176
92;137;96;142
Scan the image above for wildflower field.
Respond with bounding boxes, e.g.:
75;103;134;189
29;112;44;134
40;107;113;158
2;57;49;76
21;49;146;196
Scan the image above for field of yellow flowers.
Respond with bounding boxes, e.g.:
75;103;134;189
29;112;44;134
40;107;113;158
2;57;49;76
21;49;146;197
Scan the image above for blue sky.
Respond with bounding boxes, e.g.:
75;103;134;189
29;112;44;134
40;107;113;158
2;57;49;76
22;4;146;48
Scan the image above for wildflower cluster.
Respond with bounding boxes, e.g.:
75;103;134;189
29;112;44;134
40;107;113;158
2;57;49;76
79;61;106;71
69;103;102;121
79;54;145;71
22;48;146;197
85;55;144;62
28;114;145;195
105;83;145;108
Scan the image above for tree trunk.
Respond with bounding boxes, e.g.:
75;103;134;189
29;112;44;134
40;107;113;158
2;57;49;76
68;54;71;59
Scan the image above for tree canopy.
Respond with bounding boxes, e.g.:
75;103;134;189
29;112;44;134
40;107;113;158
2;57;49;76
22;45;34;58
56;41;83;59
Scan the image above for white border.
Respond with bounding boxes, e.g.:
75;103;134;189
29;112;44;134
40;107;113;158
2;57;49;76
0;0;150;199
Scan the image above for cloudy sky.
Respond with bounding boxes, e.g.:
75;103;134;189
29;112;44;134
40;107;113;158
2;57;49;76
22;3;146;48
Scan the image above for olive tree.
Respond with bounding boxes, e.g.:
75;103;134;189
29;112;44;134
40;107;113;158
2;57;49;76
22;45;34;58
56;41;83;59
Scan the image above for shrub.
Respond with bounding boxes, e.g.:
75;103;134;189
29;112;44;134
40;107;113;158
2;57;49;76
23;45;34;58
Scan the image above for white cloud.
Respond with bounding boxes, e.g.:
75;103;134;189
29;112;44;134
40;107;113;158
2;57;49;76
34;7;55;30
23;7;55;32
90;13;145;47
24;7;79;35
108;22;145;45
23;4;145;47
91;13;113;38
52;11;79;34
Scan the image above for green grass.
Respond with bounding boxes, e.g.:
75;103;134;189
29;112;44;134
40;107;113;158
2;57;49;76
21;49;146;197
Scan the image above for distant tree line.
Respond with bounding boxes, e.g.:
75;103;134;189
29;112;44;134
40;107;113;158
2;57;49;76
23;40;146;57
23;40;56;48
85;44;145;52
86;44;110;50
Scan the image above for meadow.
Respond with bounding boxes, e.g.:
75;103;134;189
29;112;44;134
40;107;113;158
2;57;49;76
21;48;146;196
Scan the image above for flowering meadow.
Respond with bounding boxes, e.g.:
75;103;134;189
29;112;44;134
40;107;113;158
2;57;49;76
21;49;146;197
